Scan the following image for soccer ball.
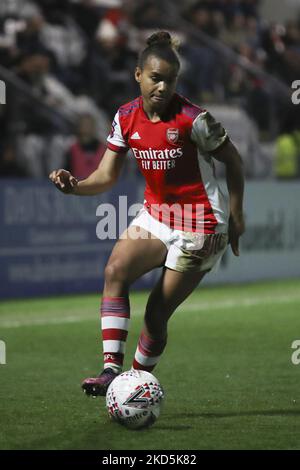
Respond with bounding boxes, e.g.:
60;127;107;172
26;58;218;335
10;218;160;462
106;369;164;430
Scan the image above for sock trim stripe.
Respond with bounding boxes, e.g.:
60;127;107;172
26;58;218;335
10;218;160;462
100;297;130;370
139;333;167;356
103;339;126;354
138;340;165;357
134;349;161;367
101;317;130;330
104;362;122;371
132;359;154;372
102;328;128;341
102;297;129;303
101;302;129;309
101;301;129;310
101;311;130;318
139;332;156;348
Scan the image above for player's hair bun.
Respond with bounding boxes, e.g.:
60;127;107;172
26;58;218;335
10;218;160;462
138;30;180;69
147;31;173;48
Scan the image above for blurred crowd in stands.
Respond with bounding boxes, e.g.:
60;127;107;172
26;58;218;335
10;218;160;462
0;0;300;179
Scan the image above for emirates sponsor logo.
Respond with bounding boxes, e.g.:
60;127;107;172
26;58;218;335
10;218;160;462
132;147;183;160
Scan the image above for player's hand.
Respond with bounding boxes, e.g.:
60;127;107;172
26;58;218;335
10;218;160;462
228;212;245;256
49;169;78;194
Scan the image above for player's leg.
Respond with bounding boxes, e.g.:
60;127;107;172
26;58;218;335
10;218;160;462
101;226;167;370
132;268;207;371
103;226;167;297
132;231;228;371
82;226;167;396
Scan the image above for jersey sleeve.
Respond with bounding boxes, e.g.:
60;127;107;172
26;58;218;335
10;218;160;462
106;110;129;153
191;111;228;154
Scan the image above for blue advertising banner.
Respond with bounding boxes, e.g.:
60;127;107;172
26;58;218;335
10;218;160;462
0;178;161;299
1;179;299;299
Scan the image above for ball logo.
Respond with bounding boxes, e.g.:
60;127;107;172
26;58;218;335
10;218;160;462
166;128;179;144
124;385;151;408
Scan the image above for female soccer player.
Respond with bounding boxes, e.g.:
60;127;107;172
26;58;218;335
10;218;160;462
49;31;245;397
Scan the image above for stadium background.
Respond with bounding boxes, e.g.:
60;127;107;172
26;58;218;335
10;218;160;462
0;0;300;451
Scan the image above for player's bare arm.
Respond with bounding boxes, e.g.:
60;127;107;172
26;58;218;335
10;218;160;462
212;139;245;256
49;148;126;196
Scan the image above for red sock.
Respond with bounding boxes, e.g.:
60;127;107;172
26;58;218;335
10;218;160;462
101;296;130;373
132;330;167;372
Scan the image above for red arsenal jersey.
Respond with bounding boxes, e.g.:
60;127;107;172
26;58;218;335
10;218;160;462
107;93;229;234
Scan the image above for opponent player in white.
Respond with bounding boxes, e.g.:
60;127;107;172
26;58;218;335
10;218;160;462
50;31;245;396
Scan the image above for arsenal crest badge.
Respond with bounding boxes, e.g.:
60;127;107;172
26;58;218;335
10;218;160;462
166;128;179;144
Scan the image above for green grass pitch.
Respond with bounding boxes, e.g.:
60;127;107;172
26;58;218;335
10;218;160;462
0;279;300;450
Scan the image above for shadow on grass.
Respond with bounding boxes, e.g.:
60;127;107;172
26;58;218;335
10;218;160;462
9;410;300;449
15;421;193;449
152;425;192;431
168;409;300;419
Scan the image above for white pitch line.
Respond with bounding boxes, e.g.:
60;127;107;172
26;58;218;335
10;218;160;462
0;293;300;329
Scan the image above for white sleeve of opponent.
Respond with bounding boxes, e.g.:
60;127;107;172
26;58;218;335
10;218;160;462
191;111;228;154
107;111;129;153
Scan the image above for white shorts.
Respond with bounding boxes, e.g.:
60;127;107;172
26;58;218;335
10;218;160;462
130;207;228;273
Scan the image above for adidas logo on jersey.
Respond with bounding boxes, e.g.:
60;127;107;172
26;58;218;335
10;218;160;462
130;131;141;140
